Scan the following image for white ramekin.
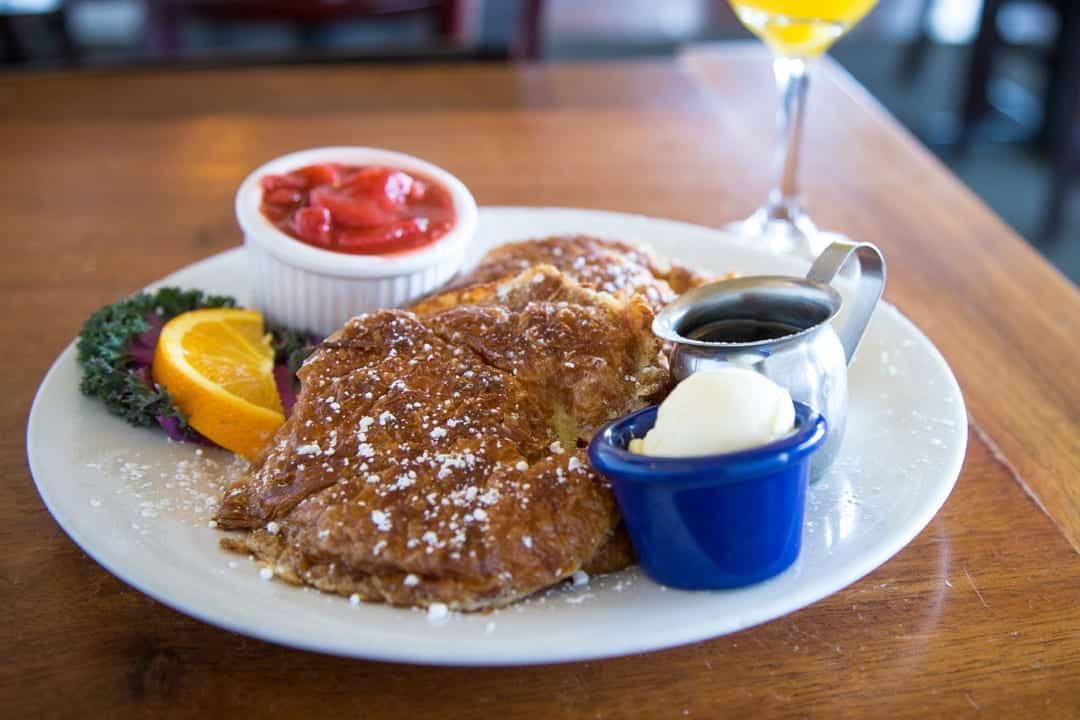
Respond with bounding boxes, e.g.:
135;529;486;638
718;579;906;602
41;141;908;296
236;146;477;336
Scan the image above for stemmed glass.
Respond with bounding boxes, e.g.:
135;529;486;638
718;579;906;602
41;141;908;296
726;0;880;259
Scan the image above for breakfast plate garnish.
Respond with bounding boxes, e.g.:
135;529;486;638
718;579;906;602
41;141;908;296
28;150;966;664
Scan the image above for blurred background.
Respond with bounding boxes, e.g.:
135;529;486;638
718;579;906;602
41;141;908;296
2;0;1077;282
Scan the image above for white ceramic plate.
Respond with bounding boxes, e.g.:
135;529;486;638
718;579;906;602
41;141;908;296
27;207;967;665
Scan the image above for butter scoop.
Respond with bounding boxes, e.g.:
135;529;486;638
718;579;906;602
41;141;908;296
629;368;795;457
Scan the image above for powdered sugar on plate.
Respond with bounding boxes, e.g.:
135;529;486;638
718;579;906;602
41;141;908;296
83;443;249;536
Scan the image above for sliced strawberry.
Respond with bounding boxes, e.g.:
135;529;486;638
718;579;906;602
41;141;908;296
261;203;292;223
340;166;386;192
293;163;340;188
408;179;428;202
261;173;306;193
341;167;413;212
264;188;303;207
310;187;393;229
337;218;431;254
293;206;332;248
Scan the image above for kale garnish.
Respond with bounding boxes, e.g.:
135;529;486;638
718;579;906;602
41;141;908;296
77;287;320;440
76;288;236;433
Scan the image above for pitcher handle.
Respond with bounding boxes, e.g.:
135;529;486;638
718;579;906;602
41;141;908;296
806;241;886;366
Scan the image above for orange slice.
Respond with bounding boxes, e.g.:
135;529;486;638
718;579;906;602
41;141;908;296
152;308;284;460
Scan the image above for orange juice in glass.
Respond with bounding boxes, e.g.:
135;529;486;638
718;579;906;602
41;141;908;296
725;0;880;257
731;0;878;56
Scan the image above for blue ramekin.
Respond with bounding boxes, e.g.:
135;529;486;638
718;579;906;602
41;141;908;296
588;402;827;590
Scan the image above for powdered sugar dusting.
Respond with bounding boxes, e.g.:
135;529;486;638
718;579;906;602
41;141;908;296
84;446;249;536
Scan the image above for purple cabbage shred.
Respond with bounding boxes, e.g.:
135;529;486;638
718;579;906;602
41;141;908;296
274;364;298;416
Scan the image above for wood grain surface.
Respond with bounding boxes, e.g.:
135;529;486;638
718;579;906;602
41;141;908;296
4;49;1079;718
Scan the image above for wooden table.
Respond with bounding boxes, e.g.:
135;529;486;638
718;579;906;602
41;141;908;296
4;45;1079;717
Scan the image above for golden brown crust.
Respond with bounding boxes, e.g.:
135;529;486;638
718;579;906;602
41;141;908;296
216;267;666;610
223;449;618;611
435;234;713;310
419;266;669;441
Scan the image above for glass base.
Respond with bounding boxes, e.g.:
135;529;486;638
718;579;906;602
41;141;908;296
723;209;861;285
723;209;842;262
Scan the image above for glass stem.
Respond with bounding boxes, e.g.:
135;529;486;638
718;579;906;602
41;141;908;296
762;56;811;227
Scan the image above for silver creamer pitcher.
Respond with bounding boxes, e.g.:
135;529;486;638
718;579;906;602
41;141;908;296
653;241;886;477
